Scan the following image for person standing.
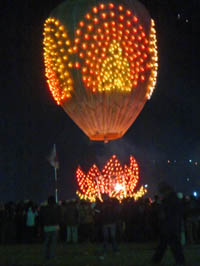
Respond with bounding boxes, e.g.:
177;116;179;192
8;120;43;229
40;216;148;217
78;200;95;243
99;196;120;258
25;203;38;243
65;199;79;244
151;182;185;266
40;196;61;265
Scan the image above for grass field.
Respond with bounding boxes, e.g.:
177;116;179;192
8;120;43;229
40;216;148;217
0;242;199;266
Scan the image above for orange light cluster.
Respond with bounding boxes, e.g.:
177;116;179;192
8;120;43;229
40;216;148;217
43;18;73;104
146;19;158;99
76;4;152;94
76;155;147;202
43;2;158;105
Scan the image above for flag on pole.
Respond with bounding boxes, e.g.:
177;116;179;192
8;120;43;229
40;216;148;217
48;144;59;169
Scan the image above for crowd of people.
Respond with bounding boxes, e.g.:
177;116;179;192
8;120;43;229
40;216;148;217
0;183;200;265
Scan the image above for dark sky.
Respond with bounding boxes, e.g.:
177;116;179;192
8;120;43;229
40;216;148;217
0;0;199;202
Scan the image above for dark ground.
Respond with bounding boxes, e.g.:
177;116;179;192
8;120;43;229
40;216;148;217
0;242;199;266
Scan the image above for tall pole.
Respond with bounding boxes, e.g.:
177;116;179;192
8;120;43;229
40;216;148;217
48;143;59;203
54;166;58;203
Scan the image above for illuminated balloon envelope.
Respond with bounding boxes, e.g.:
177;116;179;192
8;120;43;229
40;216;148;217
43;0;158;141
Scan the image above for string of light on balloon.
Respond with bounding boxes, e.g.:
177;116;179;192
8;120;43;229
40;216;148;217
43;2;158;105
43;18;73;104
75;155;147;202
146;19;158;99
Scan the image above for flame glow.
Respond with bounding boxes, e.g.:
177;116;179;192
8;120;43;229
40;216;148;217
76;155;147;202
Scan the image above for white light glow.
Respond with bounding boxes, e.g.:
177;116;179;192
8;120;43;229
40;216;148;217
115;183;124;192
193;191;197;197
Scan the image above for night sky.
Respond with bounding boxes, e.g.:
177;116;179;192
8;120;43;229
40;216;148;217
0;0;199;202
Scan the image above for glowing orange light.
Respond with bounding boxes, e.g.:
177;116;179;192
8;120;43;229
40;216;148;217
79;21;84;27
109;3;114;9
73;46;78;52
82;67;87;73
85;13;91;19
76;29;81;35
110;11;115;17
92;7;98;13
74;62;80;68
82;43;87;49
75;38;80;44
133;80;138;86
97;28;102;33
126;20;131;26
87;24;93;31
126;10;132;16
84;34;89;40
93;17;99;24
76;155;147;202
101;13;107;19
100;3;105;9
85;59;90;65
133;27;137;33
133;16;138;23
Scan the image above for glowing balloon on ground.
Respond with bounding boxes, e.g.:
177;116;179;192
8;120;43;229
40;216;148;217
43;0;158;141
75;155;147;202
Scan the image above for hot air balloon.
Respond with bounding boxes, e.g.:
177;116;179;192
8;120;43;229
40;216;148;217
43;0;158;141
